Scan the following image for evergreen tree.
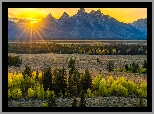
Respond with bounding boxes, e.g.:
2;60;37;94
22;64;32;78
81;69;92;93
125;64;129;71
107;61;114;72
79;90;86;107
68;57;75;75
132;62;139;73
54;67;67;97
8;55;22;67
48;91;57;107
143;60;147;69
132;62;136;68
42;67;52;91
71;97;78;107
68;57;75;69
68;58;80;96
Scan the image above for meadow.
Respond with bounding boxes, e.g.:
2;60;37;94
8;41;147;107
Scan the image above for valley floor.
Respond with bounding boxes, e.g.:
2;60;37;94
8;53;147;83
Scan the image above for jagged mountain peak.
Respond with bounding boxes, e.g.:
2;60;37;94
60;12;70;19
45;13;55;20
77;8;86;15
17;19;30;23
132;18;147;24
95;9;102;14
130;18;147;37
8;9;147;40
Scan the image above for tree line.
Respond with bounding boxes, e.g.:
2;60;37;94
107;59;147;74
8;43;147;55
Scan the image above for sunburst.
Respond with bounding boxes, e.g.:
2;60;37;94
11;20;52;53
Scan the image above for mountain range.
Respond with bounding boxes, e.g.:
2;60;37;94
8;8;147;40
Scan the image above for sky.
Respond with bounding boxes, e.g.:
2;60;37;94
8;8;147;24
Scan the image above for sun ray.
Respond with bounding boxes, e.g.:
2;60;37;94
34;25;51;53
30;25;32;43
15;25;30;42
32;25;37;42
33;25;42;41
8;23;28;41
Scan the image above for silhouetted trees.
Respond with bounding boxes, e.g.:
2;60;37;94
22;65;32;78
121;61;147;74
125;63;129;71
79;90;86;107
80;69;92;93
68;58;81;97
71;97;78;107
107;61;114;72
8;55;22;67
53;67;67;97
8;43;147;55
143;60;147;69
42;67;53;91
48;91;57;107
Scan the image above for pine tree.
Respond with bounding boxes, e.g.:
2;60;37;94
143;60;147;69
42;67;52;91
79;90;86;107
22;65;32;78
107;61;114;72
48;91;57;107
71;97;78;107
125;64;129;71
68;57;75;69
81;69;92;93
68;57;75;75
54;67;67;97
